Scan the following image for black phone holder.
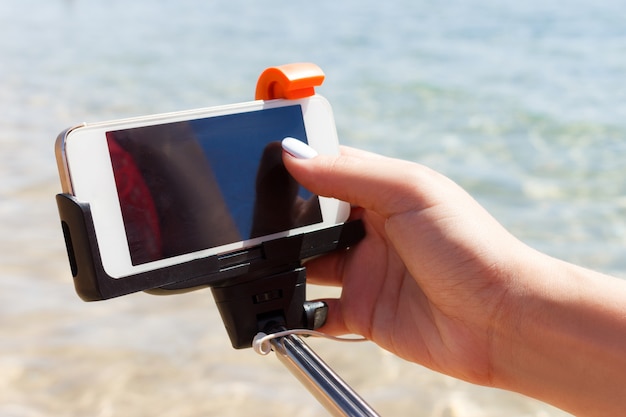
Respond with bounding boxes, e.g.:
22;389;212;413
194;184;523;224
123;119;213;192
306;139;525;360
56;192;364;348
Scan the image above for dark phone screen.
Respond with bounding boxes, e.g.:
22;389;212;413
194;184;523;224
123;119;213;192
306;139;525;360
106;105;323;266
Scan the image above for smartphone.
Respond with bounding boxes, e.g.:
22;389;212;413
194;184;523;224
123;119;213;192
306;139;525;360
55;95;350;280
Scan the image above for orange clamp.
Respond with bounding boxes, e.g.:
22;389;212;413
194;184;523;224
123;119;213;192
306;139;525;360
255;63;325;100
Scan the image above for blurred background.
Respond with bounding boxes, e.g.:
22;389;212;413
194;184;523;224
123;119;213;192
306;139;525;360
2;0;625;415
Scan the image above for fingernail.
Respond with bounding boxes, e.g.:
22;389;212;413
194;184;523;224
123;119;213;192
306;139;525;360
282;137;318;159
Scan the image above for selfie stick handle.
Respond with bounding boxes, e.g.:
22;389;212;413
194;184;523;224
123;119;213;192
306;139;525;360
271;333;380;417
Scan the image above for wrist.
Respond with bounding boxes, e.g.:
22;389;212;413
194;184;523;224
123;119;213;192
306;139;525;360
490;252;626;416
486;247;552;390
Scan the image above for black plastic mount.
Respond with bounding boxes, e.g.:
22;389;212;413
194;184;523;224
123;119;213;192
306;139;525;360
211;267;328;349
56;193;365;347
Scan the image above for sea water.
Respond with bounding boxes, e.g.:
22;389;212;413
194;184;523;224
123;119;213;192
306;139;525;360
2;0;625;415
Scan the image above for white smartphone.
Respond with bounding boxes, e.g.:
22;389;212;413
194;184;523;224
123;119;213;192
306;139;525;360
55;95;350;279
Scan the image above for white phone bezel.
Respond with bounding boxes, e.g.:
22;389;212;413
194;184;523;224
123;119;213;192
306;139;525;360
57;95;349;278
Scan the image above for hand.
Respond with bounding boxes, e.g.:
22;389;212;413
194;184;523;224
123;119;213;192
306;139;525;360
283;144;533;385
282;142;626;417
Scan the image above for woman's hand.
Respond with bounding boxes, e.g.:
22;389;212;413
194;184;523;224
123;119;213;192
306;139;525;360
283;144;530;383
282;141;626;417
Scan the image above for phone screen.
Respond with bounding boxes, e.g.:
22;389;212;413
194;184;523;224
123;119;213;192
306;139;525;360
106;105;323;266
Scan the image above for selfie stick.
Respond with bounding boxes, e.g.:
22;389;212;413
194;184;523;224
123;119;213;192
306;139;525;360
248;63;381;417
54;63;381;417
268;332;379;417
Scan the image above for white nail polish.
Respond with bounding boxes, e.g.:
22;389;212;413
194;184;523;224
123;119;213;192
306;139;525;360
282;137;318;159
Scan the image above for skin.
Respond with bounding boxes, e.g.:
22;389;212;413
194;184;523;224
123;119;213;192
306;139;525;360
282;145;626;417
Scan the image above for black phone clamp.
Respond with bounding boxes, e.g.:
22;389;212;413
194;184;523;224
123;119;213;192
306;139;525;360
55;63;381;416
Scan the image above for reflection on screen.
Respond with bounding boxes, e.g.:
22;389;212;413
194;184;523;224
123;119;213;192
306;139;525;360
106;105;323;265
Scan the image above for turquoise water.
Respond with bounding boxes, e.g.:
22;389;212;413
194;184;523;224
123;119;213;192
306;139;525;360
2;0;625;415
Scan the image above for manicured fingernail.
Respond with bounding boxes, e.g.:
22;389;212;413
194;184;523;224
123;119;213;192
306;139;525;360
282;137;318;159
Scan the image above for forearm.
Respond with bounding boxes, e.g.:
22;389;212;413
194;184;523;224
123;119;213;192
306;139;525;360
493;253;626;416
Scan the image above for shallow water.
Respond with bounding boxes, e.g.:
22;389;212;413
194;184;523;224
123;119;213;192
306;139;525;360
2;0;626;415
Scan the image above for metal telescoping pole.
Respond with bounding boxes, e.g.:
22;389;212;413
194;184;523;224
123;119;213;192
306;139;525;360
270;334;381;417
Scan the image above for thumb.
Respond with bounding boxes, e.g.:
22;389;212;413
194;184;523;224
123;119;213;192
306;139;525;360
281;139;444;218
